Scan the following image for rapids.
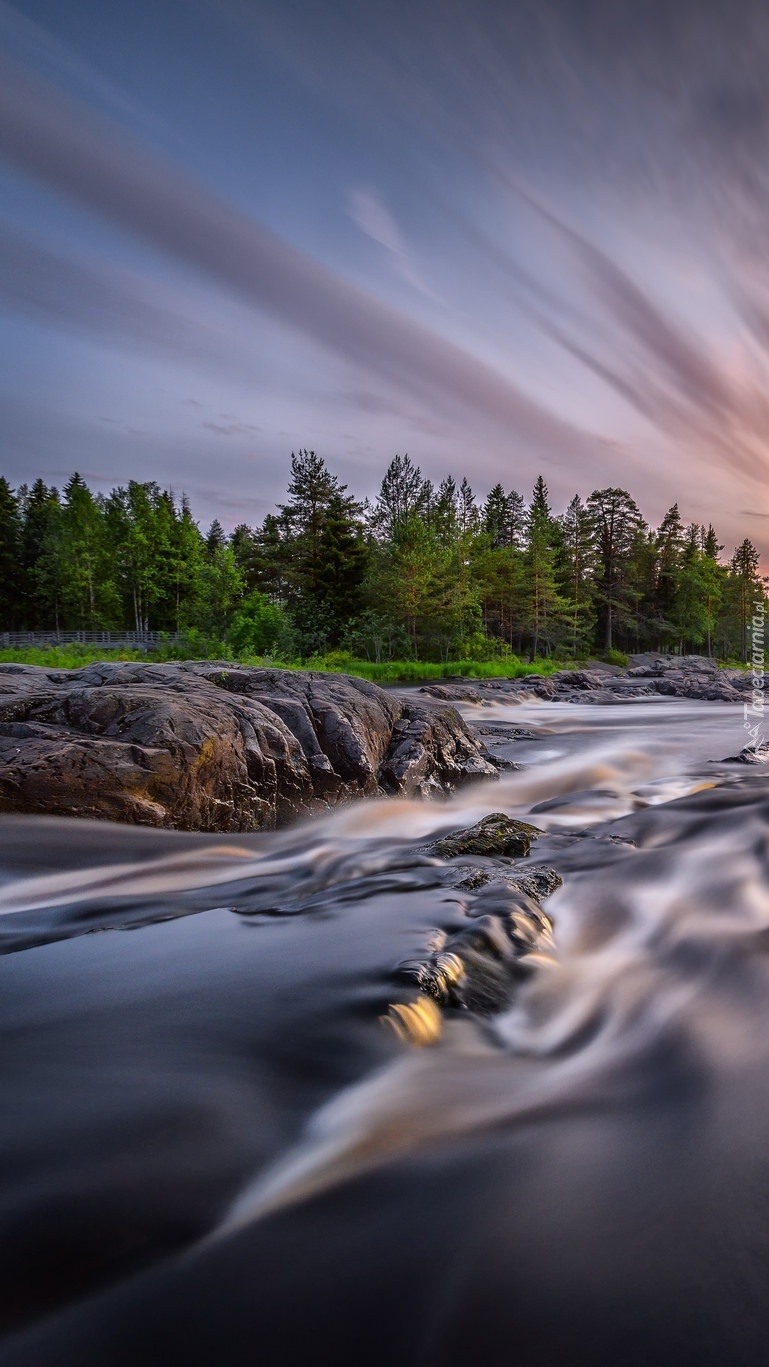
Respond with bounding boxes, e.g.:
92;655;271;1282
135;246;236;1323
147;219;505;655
1;695;769;1365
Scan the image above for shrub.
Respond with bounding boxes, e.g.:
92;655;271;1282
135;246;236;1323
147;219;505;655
227;592;288;657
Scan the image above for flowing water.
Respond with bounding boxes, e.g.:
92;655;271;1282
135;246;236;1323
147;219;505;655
2;696;769;1365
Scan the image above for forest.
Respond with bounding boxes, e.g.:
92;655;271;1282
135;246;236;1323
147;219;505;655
0;451;766;665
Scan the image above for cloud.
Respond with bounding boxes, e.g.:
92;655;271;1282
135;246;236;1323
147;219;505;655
494;181;769;487
0;0;146;124
0;218;265;381
0;55;605;470
347;184;442;302
347;187;406;255
201;420;262;437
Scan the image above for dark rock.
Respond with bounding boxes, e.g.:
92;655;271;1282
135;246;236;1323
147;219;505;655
476;724;537;740
398;873;558;1014
723;741;769;764
428;812;541;859
568;688;626;704
0;662;498;831
419;683;485;704
459;657;747;705
378;699;497;797
550;669;608;690
456;864;562;900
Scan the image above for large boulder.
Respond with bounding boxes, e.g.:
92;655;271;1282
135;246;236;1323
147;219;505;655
0;662;498;831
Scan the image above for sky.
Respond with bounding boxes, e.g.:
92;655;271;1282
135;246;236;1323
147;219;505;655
2;0;769;555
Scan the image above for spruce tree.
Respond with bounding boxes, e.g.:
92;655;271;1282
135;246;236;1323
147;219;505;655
559;495;596;657
61;473;112;629
587;488;645;652
205;519;227;557
522;477;565;658
372;454;432;542
280;450;346;602
653;503;686;648
19;479;57;628
316;491;368;636
0;477;22;630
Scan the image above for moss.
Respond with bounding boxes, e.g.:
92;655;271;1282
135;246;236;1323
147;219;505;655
430;812;541;860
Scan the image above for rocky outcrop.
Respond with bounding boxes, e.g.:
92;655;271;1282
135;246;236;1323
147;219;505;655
0;661;498;831
421;654;750;705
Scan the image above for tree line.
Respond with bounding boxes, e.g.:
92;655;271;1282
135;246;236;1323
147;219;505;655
0;454;765;662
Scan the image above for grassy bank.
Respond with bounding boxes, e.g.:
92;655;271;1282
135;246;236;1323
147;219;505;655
0;643;566;679
2;643;753;678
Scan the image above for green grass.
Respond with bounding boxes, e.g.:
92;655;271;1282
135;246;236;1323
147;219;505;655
0;645;146;668
292;655;563;681
2;643;751;679
0;643;568;679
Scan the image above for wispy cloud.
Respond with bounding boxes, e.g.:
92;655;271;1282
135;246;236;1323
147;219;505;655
495;181;769;487
0;218;255;376
0;54;604;470
348;187;405;256
347;185;438;300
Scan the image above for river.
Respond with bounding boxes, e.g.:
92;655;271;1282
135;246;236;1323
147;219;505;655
1;695;768;1365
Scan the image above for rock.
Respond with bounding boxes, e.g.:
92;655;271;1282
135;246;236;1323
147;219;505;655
428;812;541;859
723;741;769;764
398;869;559;1014
456;865;562;900
551;669;608;690
569;688;626;704
0;662;498;831
419;683;485;704
477;725;537;740
428;657;747;706
378;700;498;797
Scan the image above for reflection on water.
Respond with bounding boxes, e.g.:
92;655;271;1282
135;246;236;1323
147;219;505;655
1;698;769;1365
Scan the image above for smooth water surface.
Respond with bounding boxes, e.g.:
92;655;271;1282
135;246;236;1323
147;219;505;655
1;697;768;1365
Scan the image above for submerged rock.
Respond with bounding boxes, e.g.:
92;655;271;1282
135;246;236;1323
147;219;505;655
0;661;498;832
455;864;563;901
398;873;559;1014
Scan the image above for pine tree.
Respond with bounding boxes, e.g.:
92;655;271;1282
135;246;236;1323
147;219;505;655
230;523;261;592
252;513;290;601
731;539;763;663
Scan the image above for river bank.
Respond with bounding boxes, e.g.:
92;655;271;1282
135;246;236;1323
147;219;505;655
0;694;767;1364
